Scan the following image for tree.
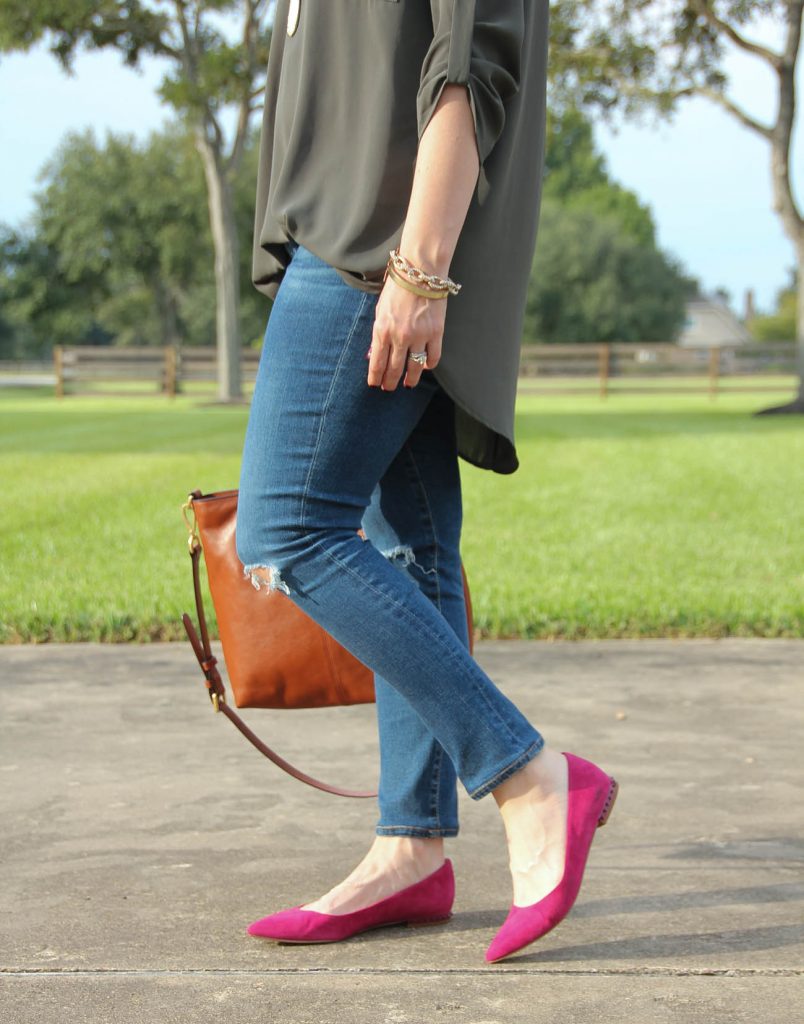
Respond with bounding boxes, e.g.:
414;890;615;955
543;106;658;248
36;128;211;349
525;105;694;344
0;1;271;401
525;199;693;344
0;224;112;357
0;124;267;356
748;270;798;340
547;0;803;409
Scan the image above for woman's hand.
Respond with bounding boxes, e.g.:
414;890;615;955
366;276;447;390
365;82;479;391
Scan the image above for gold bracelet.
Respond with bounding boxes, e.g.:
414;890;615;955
385;265;450;300
388;248;461;295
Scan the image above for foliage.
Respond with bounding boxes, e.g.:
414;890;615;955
1;3;790;360
0;126;268;355
36;127;210;347
543;106;656;248
0;1;273;398
1;103;689;354
545;0;787;121
0;1;169;68
3;3;797;359
0;2;271;96
547;0;803;401
748;279;798;341
525;198;694;344
0;224;111;357
526;106;696;344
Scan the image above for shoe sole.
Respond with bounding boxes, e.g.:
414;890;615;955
407;914;454;928
597;777;619;828
264;913;454;945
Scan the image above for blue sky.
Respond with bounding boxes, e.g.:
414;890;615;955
0;16;800;316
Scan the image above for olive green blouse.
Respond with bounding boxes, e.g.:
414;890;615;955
252;0;550;474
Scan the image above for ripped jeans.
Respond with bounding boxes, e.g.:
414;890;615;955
235;241;544;837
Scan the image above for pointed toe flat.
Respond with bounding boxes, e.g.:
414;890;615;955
247;858;455;944
486;752;618;964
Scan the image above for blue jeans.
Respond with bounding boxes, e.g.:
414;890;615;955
236;242;544;837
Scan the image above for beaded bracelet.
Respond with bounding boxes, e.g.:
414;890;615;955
387;248;462;296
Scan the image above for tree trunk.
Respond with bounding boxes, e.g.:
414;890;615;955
755;231;804;415
798;234;804;401
195;130;242;403
153;276;182;350
754;7;803;417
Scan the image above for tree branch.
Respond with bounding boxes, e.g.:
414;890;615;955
687;0;782;70
781;0;803;69
698;85;774;139
172;0;196;83
228;0;267;173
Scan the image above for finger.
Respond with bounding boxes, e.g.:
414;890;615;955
423;337;442;370
403;362;424;388
381;344;411;391
403;350;428;388
367;331;390;388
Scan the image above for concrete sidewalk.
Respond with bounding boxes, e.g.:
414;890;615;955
1;639;802;1023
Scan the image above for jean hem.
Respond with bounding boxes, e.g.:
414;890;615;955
376;825;459;839
467;736;545;801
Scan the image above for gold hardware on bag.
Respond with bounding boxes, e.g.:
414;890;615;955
182;496;200;553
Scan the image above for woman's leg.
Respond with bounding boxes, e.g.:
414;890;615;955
366;385;467;841
237;244;574;924
299;388;466;914
236;244;543;804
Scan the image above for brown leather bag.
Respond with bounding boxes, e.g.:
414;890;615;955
182;488;474;797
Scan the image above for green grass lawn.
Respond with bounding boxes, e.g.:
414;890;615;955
1;384;801;642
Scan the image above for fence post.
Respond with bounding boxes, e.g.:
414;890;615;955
54;345;64;399
164;345;178;397
598;343;610;400
708;346;720;401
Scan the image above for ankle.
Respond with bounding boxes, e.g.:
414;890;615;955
492;746;565;812
300;836;446;915
369;835;445;873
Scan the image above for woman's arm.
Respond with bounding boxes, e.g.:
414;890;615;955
367;83;480;391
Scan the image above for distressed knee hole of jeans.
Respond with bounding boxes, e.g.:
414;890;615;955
381;544;437;577
242;563;292;596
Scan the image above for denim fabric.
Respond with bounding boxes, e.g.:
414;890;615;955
236;242;544;835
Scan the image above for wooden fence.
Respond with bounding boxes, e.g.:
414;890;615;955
52;341;797;398
518;342;796;397
53;345;261;397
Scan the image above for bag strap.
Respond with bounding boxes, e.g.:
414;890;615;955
182;539;377;799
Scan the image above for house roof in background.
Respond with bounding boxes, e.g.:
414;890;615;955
679;297;753;347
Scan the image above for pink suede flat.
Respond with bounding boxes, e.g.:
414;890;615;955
247;858;455;944
485;751;619;964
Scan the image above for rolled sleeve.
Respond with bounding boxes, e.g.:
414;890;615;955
416;0;524;167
